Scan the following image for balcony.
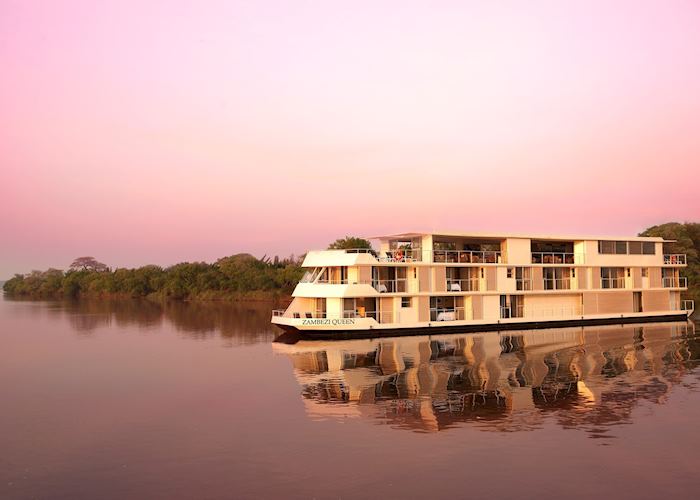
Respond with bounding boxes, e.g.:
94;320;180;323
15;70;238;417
663;276;688;288
372;279;408;293
378;248;423;262
429;307;466;322
543;278;572;290
446;278;479;292
601;277;626;289
531;252;577;264
343;310;394;323
315;278;372;285
275;310;329;319
664;254;686;265
433;250;501;264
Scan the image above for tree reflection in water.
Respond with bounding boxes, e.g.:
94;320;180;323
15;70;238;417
10;298;285;345
274;322;699;436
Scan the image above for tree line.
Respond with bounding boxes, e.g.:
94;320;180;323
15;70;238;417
2;253;305;300
2;236;370;301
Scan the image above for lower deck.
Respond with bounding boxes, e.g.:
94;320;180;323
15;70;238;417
273;310;692;339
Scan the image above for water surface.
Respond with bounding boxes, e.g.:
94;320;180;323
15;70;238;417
1;297;699;499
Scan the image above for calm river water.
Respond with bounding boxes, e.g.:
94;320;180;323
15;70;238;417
1;296;699;499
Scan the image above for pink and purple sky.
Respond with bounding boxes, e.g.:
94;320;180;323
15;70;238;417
2;0;699;277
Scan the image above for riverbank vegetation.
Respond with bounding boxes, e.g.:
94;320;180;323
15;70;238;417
2;236;373;301
2;254;304;301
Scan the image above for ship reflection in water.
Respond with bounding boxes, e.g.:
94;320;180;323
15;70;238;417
274;322;698;435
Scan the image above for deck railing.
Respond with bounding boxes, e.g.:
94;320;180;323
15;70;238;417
315;278;373;285
342;310;394;323
543;278;572;290
663;276;688;288
429;307;466;322
372;279;408;293
445;278;479;292
664;254;687;265
601;277;626;289
433;250;501;264
531;252;579;264
682;300;695;312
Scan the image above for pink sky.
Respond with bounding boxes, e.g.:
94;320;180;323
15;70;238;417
2;0;699;277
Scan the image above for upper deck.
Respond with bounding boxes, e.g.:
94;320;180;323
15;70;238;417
301;232;685;268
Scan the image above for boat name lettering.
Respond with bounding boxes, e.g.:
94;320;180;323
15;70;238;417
301;318;356;326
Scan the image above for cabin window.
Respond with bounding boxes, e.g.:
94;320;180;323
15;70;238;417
401;297;412;308
315;298;327;317
598;241;615;254
642;268;649;278
598;240;656;255
571;268;576;278
601;268;625;288
506;268;513;278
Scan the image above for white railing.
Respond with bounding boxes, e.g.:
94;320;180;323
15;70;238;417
342;248;377;254
430;307;466;322
315;278;373;285
285;311;327;319
663;276;688;288
433;250;501;264
531;252;580;264
272;309;285;317
445;278;479;292
664;254;687;265
372;279;408;293
342;310;394;323
601;277;626;289
543;278;572;290
332;248;423;262
379;248;423;262
682;300;695;312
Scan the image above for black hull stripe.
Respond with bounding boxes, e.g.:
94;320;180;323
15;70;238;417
275;314;690;340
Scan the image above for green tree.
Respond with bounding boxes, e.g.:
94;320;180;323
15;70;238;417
327;236;373;250
640;222;700;307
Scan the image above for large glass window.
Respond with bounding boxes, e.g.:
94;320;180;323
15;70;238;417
598;240;656;255
315;298;327;317
601;268;625;289
429;296;463;321
343;297;377;318
515;267;532;291
543;268;571;290
628;241;642;254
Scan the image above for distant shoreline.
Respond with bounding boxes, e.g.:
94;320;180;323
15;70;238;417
1;289;293;304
